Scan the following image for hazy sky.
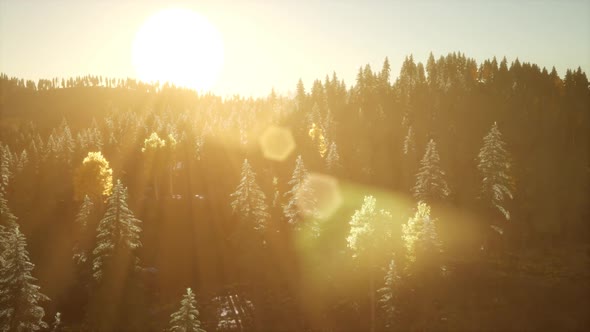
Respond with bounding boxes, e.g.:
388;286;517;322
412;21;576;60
1;0;589;97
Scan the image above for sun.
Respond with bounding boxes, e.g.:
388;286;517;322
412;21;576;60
132;8;224;92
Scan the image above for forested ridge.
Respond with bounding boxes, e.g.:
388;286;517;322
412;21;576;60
0;52;589;331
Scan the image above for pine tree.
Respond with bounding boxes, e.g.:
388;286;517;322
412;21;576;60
403;126;415;156
230;159;270;231
0;190;17;230
0;225;49;331
0;144;12;194
73;195;94;264
378;259;400;329
92;180;142;281
58;119;75;164
380;57;391;87
283;155;316;226
402;126;418;192
348;196;377;256
295;79;306;111
16;150;28;173
402;202;442;272
347;196;394;332
401;202;444;329
0;191;18;251
413;139;450;203
89;126;103;152
169;288;206;332
325;141;341;171
477;122;515;221
75;195;94;229
306;102;322;130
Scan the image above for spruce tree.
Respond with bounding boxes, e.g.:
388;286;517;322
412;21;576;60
0;144;11;194
0;191;18;249
378;259;400;329
75;195;94;230
401;202;444;329
325;141;341;171
295;78;306;111
73;195;94;264
477;122;515;221
403;126;416;156
402;202;442;274
402;125;418;191
169;288;206;332
0;225;49;331
413;139;450;203
283;155;316;226
92;179;142;281
58;119;75;164
347;196;394;332
16;150;28;173
0;191;17;229
230;159;270;231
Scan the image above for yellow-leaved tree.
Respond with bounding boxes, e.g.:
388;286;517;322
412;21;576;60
74;151;113;203
141;132;166;153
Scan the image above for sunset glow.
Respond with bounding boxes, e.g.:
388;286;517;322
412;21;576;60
132;8;224;91
0;1;589;331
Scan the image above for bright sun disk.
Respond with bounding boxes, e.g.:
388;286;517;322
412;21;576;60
132;8;224;92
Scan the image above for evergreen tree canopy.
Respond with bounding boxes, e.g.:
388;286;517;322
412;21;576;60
477;122;515;221
169;288;206;332
0;191;17;230
325;141;341;171
378;259;400;329
92;179;142;281
0;225;49;331
230;159;270;231
347;195;394;260
73;195;94;264
75;195;94;230
403;126;416;156
402;202;442;274
0;144;12;194
283;155;317;226
413;139;450;203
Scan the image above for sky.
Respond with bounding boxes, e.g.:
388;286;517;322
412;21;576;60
1;0;589;97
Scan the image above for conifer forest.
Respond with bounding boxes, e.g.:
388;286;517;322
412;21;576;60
1;53;589;331
1;3;590;330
